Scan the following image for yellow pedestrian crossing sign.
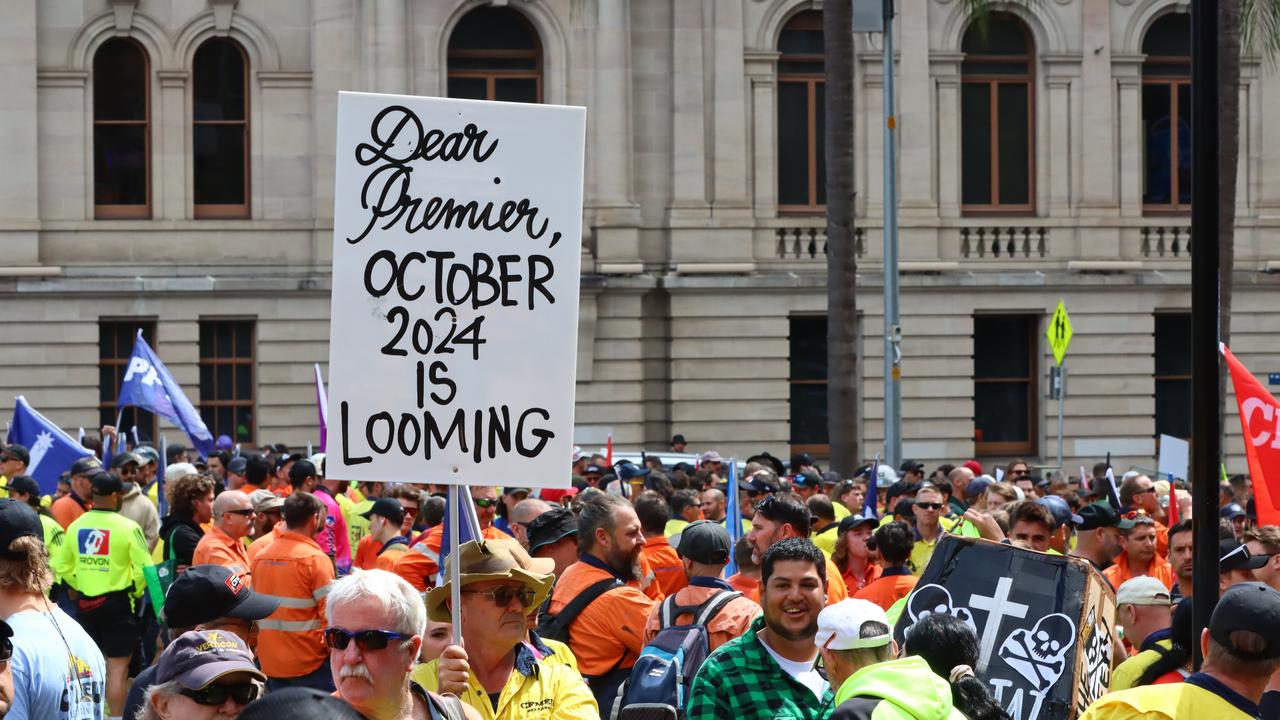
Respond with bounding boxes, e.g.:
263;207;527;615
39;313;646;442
1048;300;1072;365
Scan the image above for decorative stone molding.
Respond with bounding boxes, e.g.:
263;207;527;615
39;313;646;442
111;0;138;32
210;0;238;32
36;70;89;88
157;70;189;88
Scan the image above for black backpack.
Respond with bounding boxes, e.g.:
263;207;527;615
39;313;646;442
609;590;742;720
535;576;623;643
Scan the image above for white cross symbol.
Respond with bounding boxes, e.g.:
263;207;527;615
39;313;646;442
968;577;1030;673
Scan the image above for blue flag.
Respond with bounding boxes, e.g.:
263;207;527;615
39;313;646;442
7;396;94;495
725;458;743;576
116;332;213;460
863;454;880;518
436;485;481;585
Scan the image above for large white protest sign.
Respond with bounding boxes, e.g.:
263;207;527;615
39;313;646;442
1157;434;1189;482
327;92;585;488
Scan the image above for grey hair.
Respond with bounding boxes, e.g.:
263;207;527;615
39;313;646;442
137;680;184;720
325;568;426;638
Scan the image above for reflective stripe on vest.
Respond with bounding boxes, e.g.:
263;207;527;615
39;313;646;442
313;583;332;602
258;618;322;632
259;595;316;610
410;543;439;563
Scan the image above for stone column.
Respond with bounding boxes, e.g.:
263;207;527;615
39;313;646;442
373;0;409;94
667;0;708;220
1114;57;1144;217
1079;0;1116;212
861;50;884;218
897;0;933;212
1042;64;1076;216
592;0;641;265
0;0;40;263
156;71;189;220
932;54;964;219
746;51;779;219
710;0;750;215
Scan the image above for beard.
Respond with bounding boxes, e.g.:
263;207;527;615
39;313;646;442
766;613;819;642
606;543;643;581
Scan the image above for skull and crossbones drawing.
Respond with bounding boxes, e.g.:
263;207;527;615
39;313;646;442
907;584;977;635
997;613;1076;692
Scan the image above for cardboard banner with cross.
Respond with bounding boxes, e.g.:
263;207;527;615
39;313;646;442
893;537;1115;720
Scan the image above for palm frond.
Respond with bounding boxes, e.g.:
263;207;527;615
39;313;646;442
1242;0;1280;65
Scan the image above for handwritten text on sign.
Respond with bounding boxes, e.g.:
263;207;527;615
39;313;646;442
327;93;585;487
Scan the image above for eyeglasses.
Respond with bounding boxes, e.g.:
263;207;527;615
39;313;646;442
323;627;414;652
812;653;828;682
473;497;498;508
180;683;261;706
462;586;537;608
914;502;943;511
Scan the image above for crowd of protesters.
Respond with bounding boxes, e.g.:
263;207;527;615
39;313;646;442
0;433;1277;720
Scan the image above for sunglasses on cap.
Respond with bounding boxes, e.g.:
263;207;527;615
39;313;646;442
462;586;537;608
180;683;261;706
473;497;498;508
323;627;414;652
754;495;780;514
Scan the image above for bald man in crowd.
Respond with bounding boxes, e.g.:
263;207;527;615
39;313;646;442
510;497;553;549
193;490;256;585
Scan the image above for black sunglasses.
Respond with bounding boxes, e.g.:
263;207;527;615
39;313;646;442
180;683;260;706
323;627;413;652
225;508;255;517
0;637;10;662
915;502;943;511
463;586;537;608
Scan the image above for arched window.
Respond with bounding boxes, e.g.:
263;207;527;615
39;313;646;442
1142;14;1191;210
193;38;249;218
93;38;150;219
961;15;1035;213
776;11;825;212
447;7;542;103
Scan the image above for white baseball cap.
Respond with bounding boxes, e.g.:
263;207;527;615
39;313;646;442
815;599;893;650
1116;576;1171;606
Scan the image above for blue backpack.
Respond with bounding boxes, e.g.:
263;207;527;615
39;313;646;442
610;590;742;720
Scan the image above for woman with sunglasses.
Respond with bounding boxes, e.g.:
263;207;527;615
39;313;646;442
140;630;265;720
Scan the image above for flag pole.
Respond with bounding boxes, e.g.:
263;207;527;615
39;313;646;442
449;484;462;644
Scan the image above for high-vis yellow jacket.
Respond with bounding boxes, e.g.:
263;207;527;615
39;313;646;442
413;643;598;720
54;509;151;602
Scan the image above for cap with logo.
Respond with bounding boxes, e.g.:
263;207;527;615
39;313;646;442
1209;582;1280;660
155;630;266;689
360;497;406;526
792;471;823;489
1219;539;1271;572
837;514;878;533
1115;576;1172;606
133;446;159;467
815;599;893;650
90;471;123;496
526;507;578;554
1220;503;1246;521
162;564;281;628
0;499;43;559
676;520;731;565
70;457;102;477
1076;503;1135;531
742;475;780;495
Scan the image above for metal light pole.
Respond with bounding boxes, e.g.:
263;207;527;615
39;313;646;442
1189;0;1221;667
881;0;902;469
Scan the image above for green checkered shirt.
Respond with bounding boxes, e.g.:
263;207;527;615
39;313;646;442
687;616;834;720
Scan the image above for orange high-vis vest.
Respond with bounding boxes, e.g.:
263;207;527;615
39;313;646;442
193;526;253;586
250;529;335;679
392;524;512;591
247;523;285;566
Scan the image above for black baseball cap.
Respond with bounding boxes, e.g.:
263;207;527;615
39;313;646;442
584;464;604;475
1209;582;1280;660
162;565;281;628
70;456;102;477
1077;503;1135;531
837;514;878;533
1220;539;1271;572
742;475;780;495
671;434;686;445
0;499;42;558
790;452;815;469
361;497;405;526
5;475;39;499
1220;503;1246;521
90;471;123;496
240;687;364;720
899;459;926;474
676;520;731;565
1037;496;1083;528
226;456;248;475
792;471;822;489
527;507;578;554
110;452;141;470
288;459;318;484
155;630;265;689
275;452;304;471
0;445;29;465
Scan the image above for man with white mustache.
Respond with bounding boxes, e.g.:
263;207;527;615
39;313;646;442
325;570;480;720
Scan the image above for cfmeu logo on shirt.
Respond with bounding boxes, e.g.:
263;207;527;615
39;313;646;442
78;529;110;555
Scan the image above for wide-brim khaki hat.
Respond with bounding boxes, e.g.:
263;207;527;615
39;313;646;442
425;538;555;622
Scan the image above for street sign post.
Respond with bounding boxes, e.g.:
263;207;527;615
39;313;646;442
1047;301;1073;468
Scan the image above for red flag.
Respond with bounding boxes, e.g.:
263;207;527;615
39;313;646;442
606;433;613;469
1166;485;1179;527
1222;344;1280;526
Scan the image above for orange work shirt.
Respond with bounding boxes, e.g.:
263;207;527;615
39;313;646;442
193;526;253;586
546;558;658;677
1104;552;1174;591
374;542;410;572
392;524;512;591
854;568;919;611
641;535;687;598
51;495;89;529
251;529;335;679
353;534;380;571
841;562;884;595
247;523;285;566
643;581;762;651
727;573;761;603
823;556;850;606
